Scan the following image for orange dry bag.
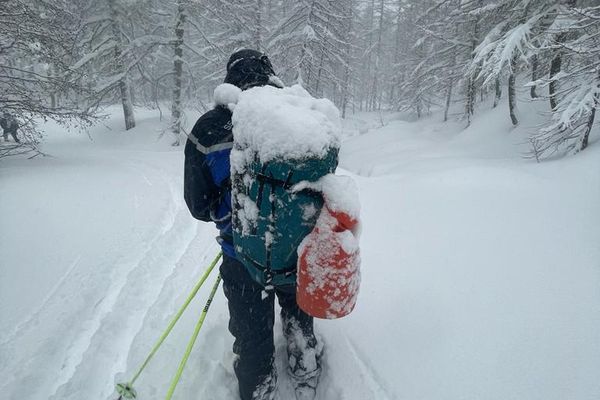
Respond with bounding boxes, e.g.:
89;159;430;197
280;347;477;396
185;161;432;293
297;205;361;319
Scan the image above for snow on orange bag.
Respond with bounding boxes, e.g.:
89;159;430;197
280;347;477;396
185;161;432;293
296;175;361;319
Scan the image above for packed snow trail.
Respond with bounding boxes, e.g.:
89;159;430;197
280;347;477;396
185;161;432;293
1;104;599;400
0;127;212;399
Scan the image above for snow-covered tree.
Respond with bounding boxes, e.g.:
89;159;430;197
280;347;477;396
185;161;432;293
471;0;545;126
0;0;94;157
394;0;436;117
530;2;600;157
268;0;354;108
2;0;597;159
170;0;186;146
71;0;176;130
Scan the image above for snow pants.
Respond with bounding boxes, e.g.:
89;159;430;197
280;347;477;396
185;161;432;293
220;254;321;400
3;129;19;143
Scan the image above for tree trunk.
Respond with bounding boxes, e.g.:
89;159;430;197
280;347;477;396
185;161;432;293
118;79;135;131
465;1;482;126
580;106;596;152
550;0;577;111
466;75;476;125
391;0;403;107
371;0;385;111
444;81;453;122
580;71;599;152
48;65;58;108
530;54;538;98
108;0;135;130
314;46;325;96
254;0;263;49
297;0;316;86
364;0;375;111
171;0;186;146
340;1;354;119
549;49;562;111
508;56;518;126
493;76;501;108
314;11;330;98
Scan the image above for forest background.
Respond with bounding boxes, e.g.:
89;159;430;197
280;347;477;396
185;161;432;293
1;0;599;159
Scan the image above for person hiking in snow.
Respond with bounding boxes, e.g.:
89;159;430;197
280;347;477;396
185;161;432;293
1;112;20;143
184;49;325;400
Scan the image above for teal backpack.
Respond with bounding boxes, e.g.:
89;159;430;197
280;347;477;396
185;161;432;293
232;147;338;288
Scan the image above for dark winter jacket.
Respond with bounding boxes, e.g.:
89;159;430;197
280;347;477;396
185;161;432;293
184;105;235;257
184;49;281;258
0;117;18;133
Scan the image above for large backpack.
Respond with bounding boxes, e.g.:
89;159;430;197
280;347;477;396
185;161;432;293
232;147;338;287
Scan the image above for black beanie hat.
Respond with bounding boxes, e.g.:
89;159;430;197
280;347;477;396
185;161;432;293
224;49;279;90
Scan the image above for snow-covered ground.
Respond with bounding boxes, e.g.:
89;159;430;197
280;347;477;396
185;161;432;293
1;102;599;400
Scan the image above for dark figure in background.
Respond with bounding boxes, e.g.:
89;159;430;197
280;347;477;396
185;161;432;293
1;112;20;143
183;49;322;400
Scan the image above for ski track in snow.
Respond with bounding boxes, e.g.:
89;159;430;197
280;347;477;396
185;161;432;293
47;163;200;400
127;161;155;187
0;157;206;400
344;337;395;400
104;190;224;400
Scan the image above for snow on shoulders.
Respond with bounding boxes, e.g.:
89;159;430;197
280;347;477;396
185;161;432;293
213;83;241;108
230;84;341;169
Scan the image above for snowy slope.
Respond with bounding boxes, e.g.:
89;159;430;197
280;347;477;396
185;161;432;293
1;103;599;400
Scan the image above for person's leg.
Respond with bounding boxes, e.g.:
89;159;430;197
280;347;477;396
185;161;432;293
220;255;277;400
10;130;19;143
276;286;323;398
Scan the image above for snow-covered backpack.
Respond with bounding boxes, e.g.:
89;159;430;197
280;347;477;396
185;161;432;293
232;148;338;287
227;83;341;288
